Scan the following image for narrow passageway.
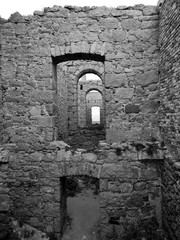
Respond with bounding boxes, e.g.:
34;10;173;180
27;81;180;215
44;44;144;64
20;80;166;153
62;177;100;240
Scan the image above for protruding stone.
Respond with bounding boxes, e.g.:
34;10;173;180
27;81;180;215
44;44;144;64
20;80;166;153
143;6;158;16
33;10;44;16
9;12;25;23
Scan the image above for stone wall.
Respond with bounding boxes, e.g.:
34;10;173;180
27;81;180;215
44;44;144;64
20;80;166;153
159;0;180;239
1;5;159;145
0;18;10;216
2;140;163;240
0;20;3;143
0;4;166;240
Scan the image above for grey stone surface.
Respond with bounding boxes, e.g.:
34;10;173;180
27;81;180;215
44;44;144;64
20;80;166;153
0;1;179;239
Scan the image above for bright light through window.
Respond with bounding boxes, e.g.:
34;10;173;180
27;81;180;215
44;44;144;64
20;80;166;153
91;106;100;124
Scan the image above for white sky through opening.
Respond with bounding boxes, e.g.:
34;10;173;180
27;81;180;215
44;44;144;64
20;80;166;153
92;106;100;124
86;74;101;81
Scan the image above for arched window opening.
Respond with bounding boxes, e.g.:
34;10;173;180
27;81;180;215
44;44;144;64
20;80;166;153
78;73;103;128
91;106;100;124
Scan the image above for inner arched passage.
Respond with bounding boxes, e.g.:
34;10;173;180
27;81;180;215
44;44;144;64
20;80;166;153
53;54;105;150
78;73;104;127
73;72;105;149
86;90;103;125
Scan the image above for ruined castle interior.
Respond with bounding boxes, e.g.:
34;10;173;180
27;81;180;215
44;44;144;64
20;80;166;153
0;0;180;239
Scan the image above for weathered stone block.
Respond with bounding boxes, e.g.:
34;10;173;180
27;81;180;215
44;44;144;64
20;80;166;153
106;129;126;144
134;182;146;191
108;181;133;193
101;163;139;179
32;90;54;104
135;70;158;87
37;116;54;127
106;53;126;60
123;10;142;17
142;168;158;180
33;10;44;16
112;30;127;42
14;23;27;35
89;7;111;18
100;17;119;29
9;12;25;23
99;31;112;42
29;106;41;116
121;19;140;30
126;194;145;207
141;100;160;113
105;74;127;88
82;153;97;163
143;6;158;16
125;104;140;114
115;88;134;99
141;20;158;29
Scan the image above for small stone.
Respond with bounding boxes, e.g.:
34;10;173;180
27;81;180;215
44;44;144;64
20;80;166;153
82;153;97;163
125;104;140;114
115;88;134;99
121;19;140;30
143;6;158;16
33;10;44;16
174;162;180;170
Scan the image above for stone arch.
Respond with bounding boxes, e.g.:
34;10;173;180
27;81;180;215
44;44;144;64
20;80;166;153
53;52;105;144
77;69;104;85
50;42;106;58
86;88;102;95
58;158;102;179
77;71;105;128
59;161;102;179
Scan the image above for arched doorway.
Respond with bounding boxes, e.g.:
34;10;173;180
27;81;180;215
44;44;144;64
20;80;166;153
61;176;100;240
86;90;103;126
78;73;104;127
67;72;105;149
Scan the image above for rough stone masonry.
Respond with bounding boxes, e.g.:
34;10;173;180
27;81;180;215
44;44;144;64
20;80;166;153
0;0;180;239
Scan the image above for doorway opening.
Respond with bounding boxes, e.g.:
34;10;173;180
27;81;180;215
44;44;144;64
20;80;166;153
85;89;103;126
91;106;100;124
61;176;100;240
67;71;105;150
78;73;104;127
